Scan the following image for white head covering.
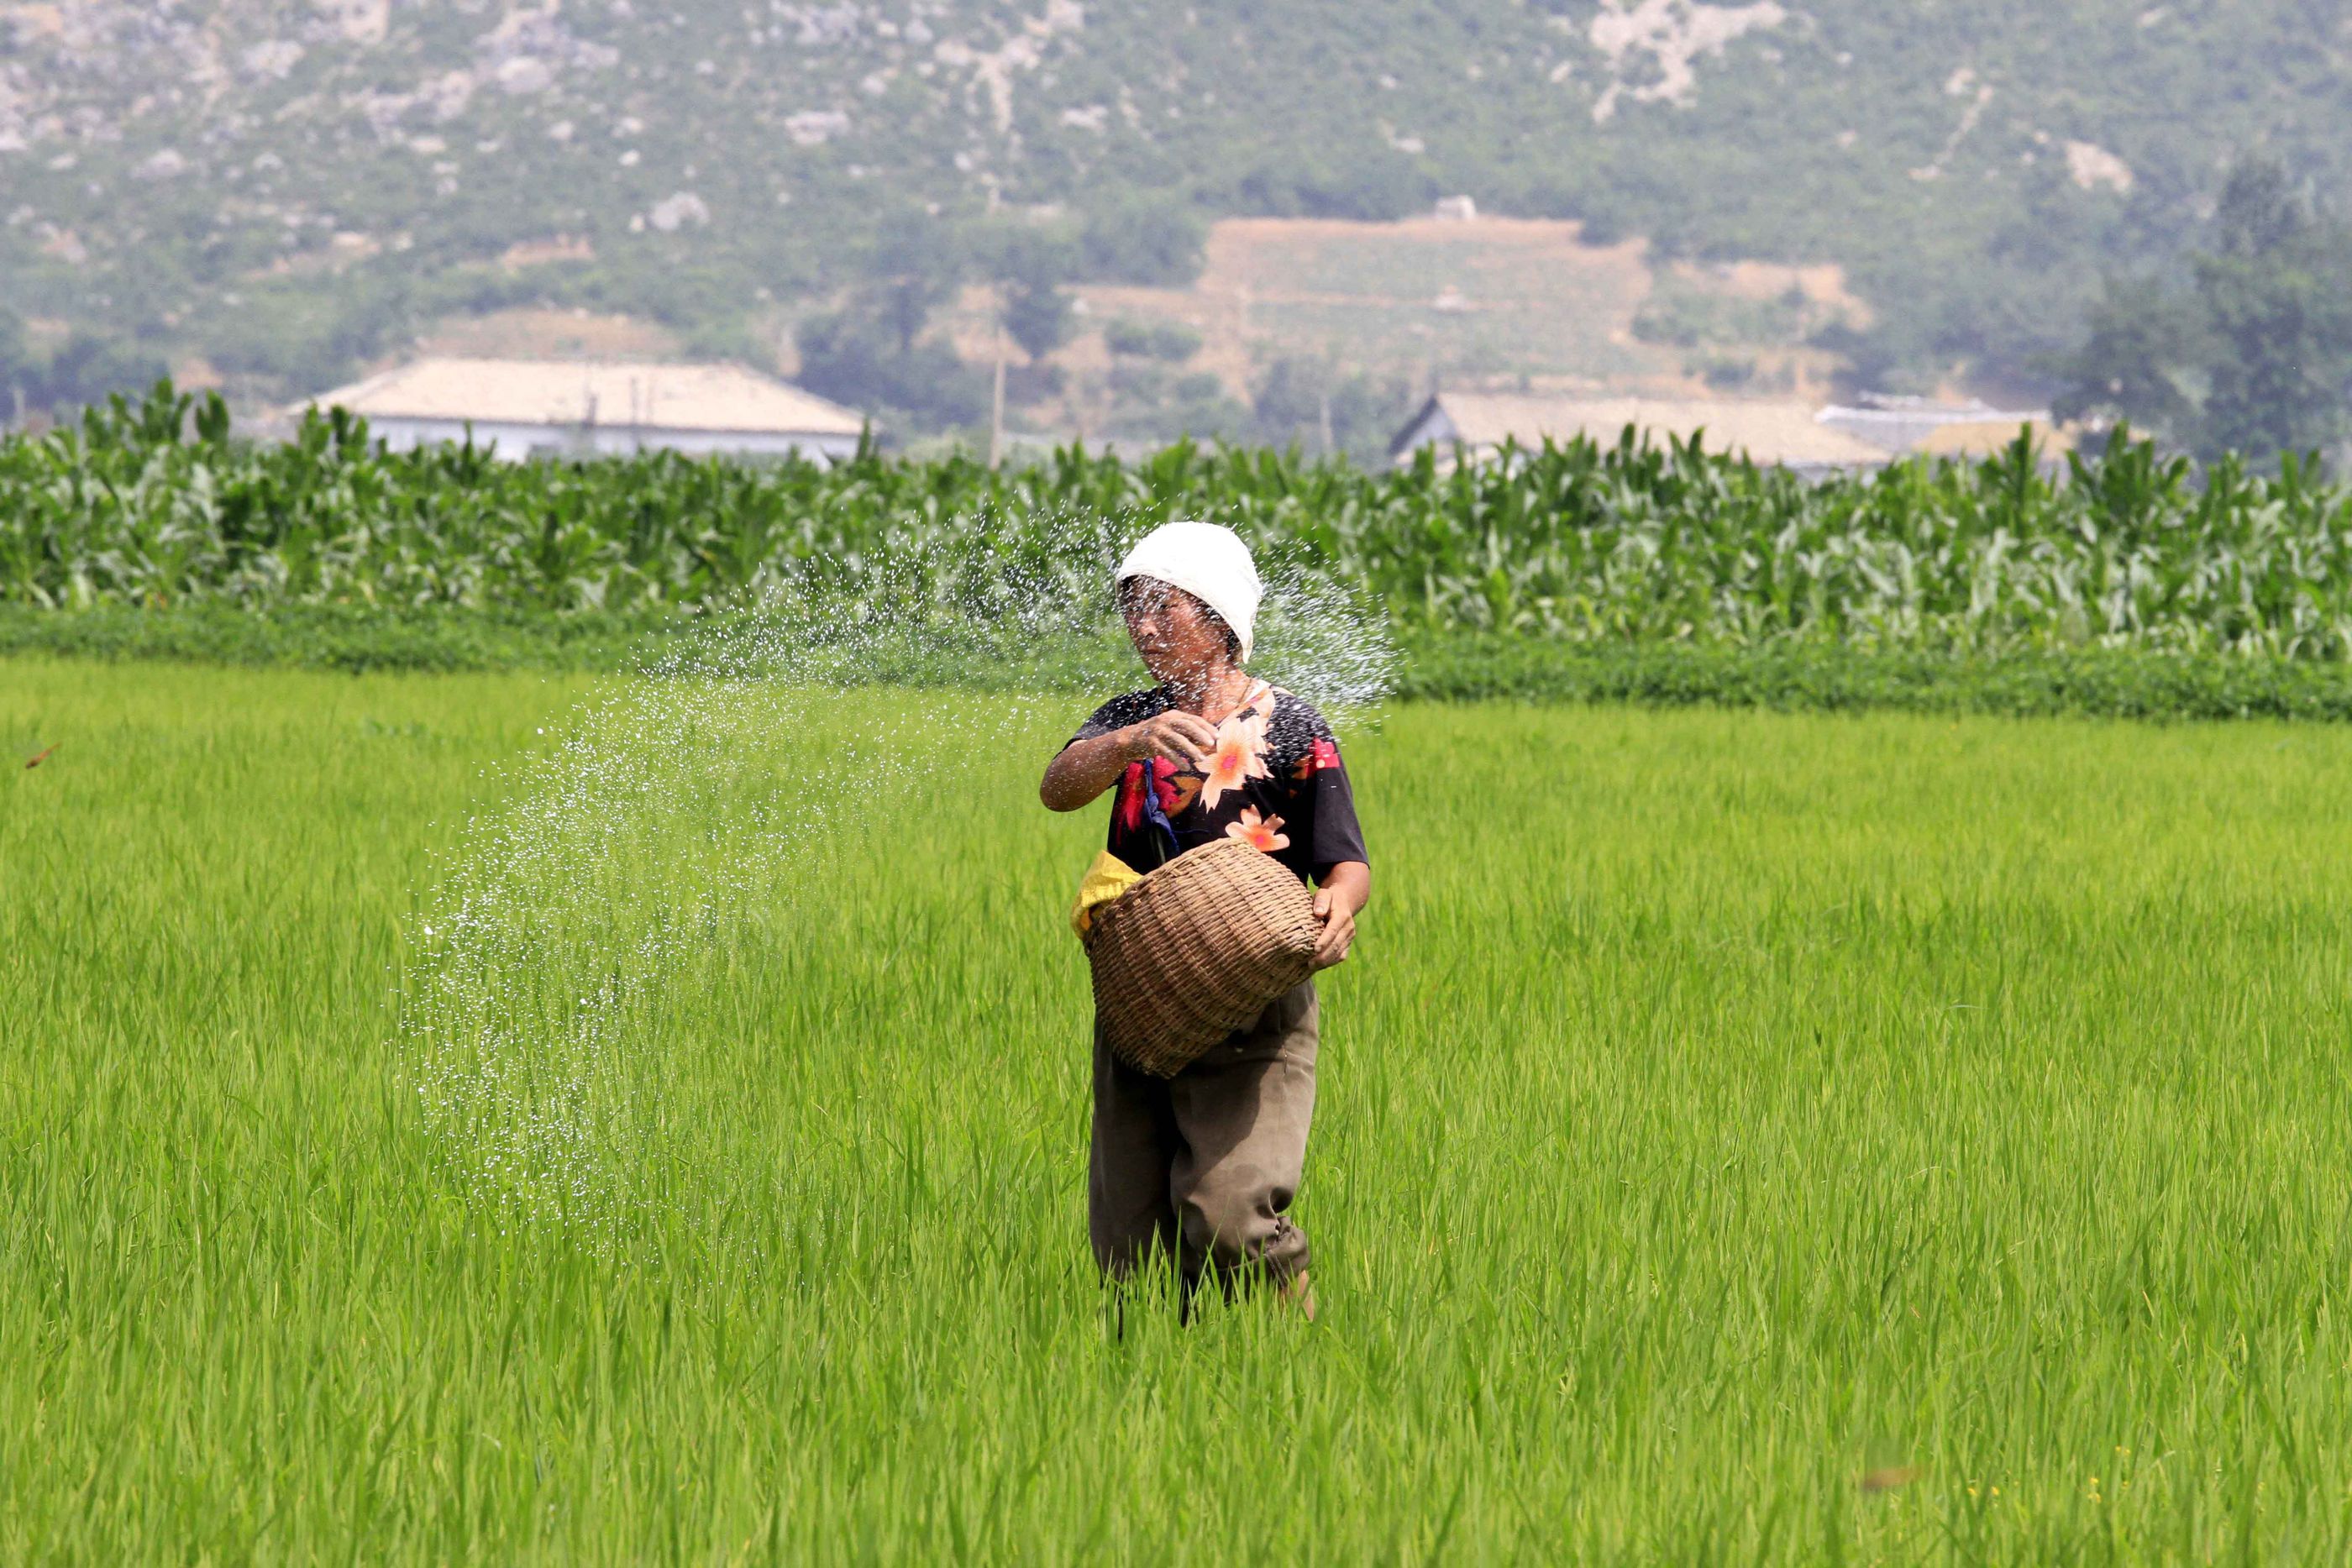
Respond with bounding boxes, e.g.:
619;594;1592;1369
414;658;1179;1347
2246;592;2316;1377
1114;520;1263;664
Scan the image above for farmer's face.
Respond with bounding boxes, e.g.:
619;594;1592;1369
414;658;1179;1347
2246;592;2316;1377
1120;577;1230;685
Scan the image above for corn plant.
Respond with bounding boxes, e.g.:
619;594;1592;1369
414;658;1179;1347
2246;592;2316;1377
9;384;2352;658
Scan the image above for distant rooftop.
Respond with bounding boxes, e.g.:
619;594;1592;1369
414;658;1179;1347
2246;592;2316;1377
1390;391;1888;469
301;358;869;438
1818;396;2055;455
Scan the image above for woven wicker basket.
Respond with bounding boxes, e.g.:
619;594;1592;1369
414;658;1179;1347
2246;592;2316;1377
1085;836;1321;1078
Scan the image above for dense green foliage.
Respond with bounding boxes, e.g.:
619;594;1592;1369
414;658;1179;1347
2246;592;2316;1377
0;312;173;426
2057;160;2352;464
13;385;2352;667
13;605;2352;722
8;0;2351;401
788;207;1096;432
13;664;2352;1559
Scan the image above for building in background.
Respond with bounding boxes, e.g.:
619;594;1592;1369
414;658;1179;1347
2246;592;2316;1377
1388;392;1889;475
1815;393;2064;459
297;359;870;461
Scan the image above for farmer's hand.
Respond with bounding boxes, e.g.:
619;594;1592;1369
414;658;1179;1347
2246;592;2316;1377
1310;887;1357;969
1126;711;1218;773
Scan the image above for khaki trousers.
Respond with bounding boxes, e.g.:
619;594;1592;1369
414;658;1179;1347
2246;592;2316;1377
1088;979;1318;1287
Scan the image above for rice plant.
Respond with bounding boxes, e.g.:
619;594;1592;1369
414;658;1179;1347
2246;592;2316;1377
6;661;2352;1560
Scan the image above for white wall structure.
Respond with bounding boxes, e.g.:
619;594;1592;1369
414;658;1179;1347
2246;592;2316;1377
1814;395;2056;456
297;359;872;462
1389;391;1888;475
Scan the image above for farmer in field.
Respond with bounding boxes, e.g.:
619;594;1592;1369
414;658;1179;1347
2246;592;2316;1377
1040;521;1371;1318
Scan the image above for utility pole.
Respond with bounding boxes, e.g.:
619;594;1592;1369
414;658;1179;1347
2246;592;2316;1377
988;313;1007;469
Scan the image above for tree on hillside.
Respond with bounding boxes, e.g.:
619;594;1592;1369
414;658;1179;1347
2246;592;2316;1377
970;223;1081;458
0;308;177;427
1104;318;1203;363
1000;284;1074;365
793;310;987;433
792;208;990;433
1077;198;1207;288
2061;281;2208;444
1231;152;1433;223
2197;161;2352;459
8;328;173;425
1251;356;1417;466
984;224;1079;364
867;207;966;356
0;309;28;425
2056;157;2352;465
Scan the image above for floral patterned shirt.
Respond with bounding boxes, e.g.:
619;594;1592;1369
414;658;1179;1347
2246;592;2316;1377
1062;679;1369;886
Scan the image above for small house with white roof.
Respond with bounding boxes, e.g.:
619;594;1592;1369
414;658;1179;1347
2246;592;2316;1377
297;358;871;462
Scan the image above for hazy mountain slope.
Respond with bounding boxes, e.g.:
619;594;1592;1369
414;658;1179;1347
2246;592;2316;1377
3;0;2345;396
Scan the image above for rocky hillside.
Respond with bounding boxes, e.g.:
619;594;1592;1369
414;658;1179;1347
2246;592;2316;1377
3;0;2348;403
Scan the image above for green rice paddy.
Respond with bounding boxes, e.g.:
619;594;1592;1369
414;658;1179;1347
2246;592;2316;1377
6;658;2351;1561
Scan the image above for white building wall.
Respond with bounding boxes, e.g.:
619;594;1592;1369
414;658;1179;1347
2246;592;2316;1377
363;417;863;463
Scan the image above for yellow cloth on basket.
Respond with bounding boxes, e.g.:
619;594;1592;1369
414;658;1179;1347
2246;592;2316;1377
1068;850;1143;941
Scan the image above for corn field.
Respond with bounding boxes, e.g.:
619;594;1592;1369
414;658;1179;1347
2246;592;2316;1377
8;383;2352;658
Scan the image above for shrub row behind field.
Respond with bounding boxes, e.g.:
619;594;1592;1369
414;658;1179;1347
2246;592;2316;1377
10;605;2352;723
12;385;2352;661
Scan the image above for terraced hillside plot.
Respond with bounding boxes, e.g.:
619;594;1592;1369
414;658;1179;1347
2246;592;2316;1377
1017;217;1859;407
6;661;2352;1560
1189;218;1664;384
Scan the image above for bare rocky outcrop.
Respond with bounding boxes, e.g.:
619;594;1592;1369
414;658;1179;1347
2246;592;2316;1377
1587;0;1786;123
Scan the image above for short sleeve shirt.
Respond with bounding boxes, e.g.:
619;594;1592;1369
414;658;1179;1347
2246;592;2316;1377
1061;679;1368;886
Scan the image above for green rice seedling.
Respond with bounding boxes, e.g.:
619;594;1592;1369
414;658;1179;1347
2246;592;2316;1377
6;658;2352;1560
